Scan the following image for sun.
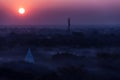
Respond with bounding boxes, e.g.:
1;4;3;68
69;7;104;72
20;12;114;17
18;8;25;14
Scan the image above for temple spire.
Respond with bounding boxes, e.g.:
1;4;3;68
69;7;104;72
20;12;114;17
67;18;71;32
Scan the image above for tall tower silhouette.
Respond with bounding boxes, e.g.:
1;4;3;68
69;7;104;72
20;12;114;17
67;18;71;32
25;48;35;63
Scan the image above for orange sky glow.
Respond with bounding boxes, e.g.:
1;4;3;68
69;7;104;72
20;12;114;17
0;0;120;25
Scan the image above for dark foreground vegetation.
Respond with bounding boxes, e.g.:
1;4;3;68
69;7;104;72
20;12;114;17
0;26;120;80
0;51;120;80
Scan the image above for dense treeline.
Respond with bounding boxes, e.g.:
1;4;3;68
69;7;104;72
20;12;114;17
0;31;120;48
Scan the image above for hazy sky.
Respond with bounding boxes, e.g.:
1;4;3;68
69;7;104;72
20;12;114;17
0;0;120;25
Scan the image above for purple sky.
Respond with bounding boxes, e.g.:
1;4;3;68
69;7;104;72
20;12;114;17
0;0;120;25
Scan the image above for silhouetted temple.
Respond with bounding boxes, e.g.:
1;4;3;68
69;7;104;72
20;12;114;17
25;48;35;63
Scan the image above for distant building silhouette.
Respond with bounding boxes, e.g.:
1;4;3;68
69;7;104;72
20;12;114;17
25;48;35;63
67;18;71;32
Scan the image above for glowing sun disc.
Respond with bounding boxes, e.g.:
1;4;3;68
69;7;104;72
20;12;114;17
18;8;25;14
